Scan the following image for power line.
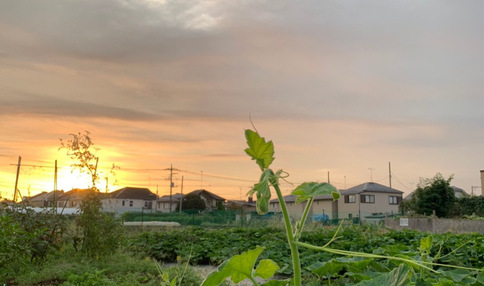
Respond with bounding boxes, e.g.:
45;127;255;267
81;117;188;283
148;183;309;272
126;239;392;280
390;172;412;191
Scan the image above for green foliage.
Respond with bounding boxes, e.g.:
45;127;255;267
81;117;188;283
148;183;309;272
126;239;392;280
292;182;339;204
129;226;484;285
202;246;284;286
0;205;69;280
244;129;275;170
63;270;115;286
180;193;207;211
155;260;204;286
451;196;484;217
0;214;29;280
411;173;456;217
77;191;124;259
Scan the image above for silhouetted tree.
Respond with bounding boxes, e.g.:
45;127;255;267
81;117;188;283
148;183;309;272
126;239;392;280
59;131;99;189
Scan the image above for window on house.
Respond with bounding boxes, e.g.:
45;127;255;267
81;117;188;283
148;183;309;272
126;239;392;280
361;194;375;203
122;200;125;206
389;196;400;205
344;195;356;203
144;201;152;209
129;201;133;207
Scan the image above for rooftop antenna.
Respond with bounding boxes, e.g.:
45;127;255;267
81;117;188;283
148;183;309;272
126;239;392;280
368;168;375;182
388;162;392;188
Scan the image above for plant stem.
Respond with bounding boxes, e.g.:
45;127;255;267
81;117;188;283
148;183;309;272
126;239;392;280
272;182;302;286
294;197;313;239
249;276;261;286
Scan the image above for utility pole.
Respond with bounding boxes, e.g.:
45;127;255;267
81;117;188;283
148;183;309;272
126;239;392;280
471;186;481;196
54;159;58;213
388;162;392;188
169;164;173;212
179;176;184;213
93;157;99;190
13;156;21;202
327;171;330;184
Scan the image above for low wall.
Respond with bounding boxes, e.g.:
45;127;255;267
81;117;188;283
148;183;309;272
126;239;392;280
385;217;484;234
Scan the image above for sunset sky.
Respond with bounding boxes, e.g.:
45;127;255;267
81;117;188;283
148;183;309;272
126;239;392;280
2;1;484;201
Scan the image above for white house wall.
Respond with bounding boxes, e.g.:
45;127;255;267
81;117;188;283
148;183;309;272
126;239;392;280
156;201;180;213
102;198;155;214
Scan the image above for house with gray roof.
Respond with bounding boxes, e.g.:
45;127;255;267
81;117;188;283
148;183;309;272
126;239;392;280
338;182;403;221
157;193;184;213
102;187;157;214
24;190;64;208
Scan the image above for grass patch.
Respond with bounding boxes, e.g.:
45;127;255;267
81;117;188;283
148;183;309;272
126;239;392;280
11;251;204;286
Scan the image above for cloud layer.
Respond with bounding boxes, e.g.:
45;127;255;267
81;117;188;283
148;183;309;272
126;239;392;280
2;0;484;198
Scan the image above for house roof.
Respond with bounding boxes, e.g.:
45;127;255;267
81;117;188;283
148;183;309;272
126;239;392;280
108;187;157;200
57;189;94;200
269;193;334;204
187;189;225;201
158;193;184;202
270;194;297;203
340;182;403;195
452;186;469;197
26;190;64;202
227;200;256;207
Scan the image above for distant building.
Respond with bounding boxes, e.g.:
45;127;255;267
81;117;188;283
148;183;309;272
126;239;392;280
226;198;256;212
157;193;183;213
268;182;403;223
156;189;226;213
102;187;157;214
451;186;469;198
269;193;338;221
339;182;403;221
23;190;64;207
480;170;484;196
56;188;93;209
186;189;225;211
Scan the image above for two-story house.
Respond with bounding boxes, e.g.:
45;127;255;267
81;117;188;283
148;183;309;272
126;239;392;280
338;182;403;221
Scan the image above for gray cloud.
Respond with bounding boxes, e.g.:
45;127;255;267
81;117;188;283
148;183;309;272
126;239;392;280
1;0;484;144
0;90;158;120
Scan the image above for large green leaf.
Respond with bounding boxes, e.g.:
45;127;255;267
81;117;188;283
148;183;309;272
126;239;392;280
201;246;265;286
355;264;410;286
291;182;339;204
308;259;345;279
255;259;280;279
263;280;290;286
244;129;275;170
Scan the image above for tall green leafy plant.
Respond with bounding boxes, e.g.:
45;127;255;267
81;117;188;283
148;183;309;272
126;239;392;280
77;191;123;259
244;129;339;285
